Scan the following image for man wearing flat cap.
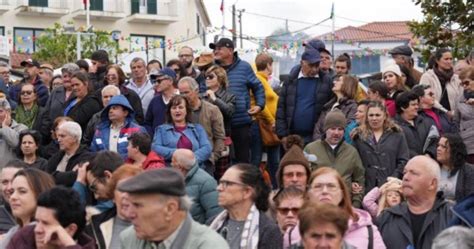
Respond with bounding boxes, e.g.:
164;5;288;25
276;48;333;144
209;38;265;164
389;45;422;85
119;168;229;249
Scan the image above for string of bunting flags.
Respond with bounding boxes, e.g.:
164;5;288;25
7;26;392;58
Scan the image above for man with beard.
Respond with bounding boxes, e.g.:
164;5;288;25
89;50;110;91
178;46;197;78
304;110;365;207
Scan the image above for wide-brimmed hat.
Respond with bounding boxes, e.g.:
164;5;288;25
194;52;214;67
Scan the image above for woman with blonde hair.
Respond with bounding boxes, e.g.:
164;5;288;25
352;101;409;192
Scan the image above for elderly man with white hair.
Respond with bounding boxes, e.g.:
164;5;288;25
46;121;94;186
376;155;453;249
171;149;222;224
0;99;27;168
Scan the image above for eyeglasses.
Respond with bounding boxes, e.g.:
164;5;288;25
89;177;104;193
311;183;340;192
21;91;34;96
205;74;215;80
218;179;247;189
277;207;300;215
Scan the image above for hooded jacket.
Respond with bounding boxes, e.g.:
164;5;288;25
376;193;453;249
216;53;265;127
90;95;146;159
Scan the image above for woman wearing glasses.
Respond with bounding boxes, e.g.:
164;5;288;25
204;65;236;179
210;163;282;249
102;64;144;124
420;48;463;118
455;66;474;163
16;130;48;170
14;83;51;145
352;101;409;192
286;167;386;249
151;95;211;165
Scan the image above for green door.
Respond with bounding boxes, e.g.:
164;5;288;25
131;0;139;14
90;0;103;11
147;0;157;14
29;0;48;7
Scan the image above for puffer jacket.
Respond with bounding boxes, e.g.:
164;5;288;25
90;95;146;159
276;64;334;138
376;193;453;249
394;114;438;158
185;164;222;224
455;101;474;155
344;208;386;249
352;127;409;192
313;97;357;141
449;193;474;228
202;88;236;136
216;53;265;127
420;69;463;112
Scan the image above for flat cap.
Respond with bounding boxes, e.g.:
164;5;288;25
389;45;412;56
118;168;186;196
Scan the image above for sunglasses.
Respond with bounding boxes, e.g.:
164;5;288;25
277;207;300;215
21;91;34;96
205;74;215;80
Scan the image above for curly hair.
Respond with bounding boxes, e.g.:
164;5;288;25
441;133;467;177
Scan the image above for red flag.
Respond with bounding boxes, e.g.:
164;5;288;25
83;0;87;9
220;0;224;12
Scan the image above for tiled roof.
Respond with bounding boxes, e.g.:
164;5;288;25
10;52;31;69
317;21;414;42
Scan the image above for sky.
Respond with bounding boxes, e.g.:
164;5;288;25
203;0;425;48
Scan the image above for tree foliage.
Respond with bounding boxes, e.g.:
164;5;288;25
409;0;473;61
33;22;124;67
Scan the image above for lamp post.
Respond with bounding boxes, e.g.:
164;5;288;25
111;30;121;64
63;24;95;61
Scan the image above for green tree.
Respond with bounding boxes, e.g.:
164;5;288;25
33;22;124;67
409;0;473;61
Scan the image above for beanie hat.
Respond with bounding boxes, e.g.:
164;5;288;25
323;110;347;131
276;135;311;187
382;63;402;77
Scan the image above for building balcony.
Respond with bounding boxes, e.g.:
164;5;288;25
15;0;68;17
127;0;178;24
71;0;126;21
0;0;11;14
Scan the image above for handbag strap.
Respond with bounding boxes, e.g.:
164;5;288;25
367;225;373;249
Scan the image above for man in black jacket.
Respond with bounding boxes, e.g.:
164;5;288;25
377;156;453;249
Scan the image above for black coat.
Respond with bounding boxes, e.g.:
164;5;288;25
257;211;283;249
46;145;95;187
66;94;102;135
202;88;236;136
394;114;438;158
352;127;409;192
419;108;458;134
276;64;334;138
454;163;474;202
376;193;453;249
45;86;75;122
32;106;52;145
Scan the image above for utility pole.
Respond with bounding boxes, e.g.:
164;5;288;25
331;3;335;57
237;9;245;48
232;5;237;45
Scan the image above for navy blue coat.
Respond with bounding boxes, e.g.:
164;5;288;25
217;53;265;127
276;64;334;138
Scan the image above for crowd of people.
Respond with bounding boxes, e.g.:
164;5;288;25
0;36;473;249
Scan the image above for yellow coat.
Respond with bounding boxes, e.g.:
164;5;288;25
251;71;279;124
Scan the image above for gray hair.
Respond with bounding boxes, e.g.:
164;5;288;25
432;226;474;249
130;57;146;68
58;121;82;143
101;85;121;96
0;99;11;110
0;61;10;69
158;195;193;211
174;149;196;171
178;77;199;92
61;63;80;75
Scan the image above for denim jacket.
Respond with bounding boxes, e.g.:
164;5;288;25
152;123;212;164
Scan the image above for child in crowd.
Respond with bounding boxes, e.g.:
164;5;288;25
362;177;404;218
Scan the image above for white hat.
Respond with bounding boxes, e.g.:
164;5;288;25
382;63;402;77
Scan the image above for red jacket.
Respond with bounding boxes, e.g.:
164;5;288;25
7;224;96;249
126;151;166;170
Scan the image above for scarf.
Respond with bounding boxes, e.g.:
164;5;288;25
210;204;260;249
433;66;454;87
15;104;38;129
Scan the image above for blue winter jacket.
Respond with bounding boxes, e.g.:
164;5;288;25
152;123;212;164
217;53;265;127
90;95;146;159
